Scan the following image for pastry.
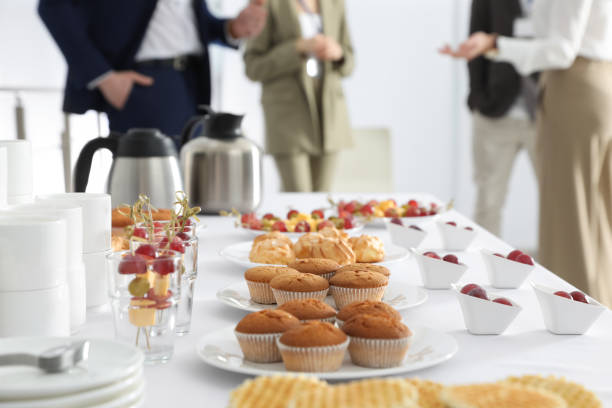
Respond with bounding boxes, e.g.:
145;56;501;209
294;233;356;265
329;270;389;309
111;233;129;251
502;375;602;408
337;263;390;277
289;378;419;408
348;235;385;263
342;313;412;368
244;266;301;304
229;375;327;408
441;383;567;408
287;258;340;280
405;379;445;408
234;309;300;363
111;206;172;228
277;321;349;372
335;300;401;327
277;298;337;323
318;227;349;242
269;273;329;305
249;234;295;265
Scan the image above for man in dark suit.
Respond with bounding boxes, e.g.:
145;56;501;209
38;0;266;145
465;0;537;236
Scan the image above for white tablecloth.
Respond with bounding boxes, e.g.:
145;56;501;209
81;193;612;406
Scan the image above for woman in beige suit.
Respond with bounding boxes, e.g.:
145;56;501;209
244;0;354;192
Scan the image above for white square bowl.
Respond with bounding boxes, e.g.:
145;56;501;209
531;282;607;335
386;221;427;249
451;283;522;335
481;249;534;289
436;222;477;251
414;251;467;289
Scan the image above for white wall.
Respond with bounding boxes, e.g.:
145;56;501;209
0;0;538;250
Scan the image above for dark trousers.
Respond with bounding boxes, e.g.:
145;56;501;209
105;56;209;149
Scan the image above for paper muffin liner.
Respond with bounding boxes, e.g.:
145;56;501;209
319;271;335;282
271;288;329;306
300;316;337;324
276;338;349;372
347;336;412;368
330;285;387;309
245;280;276;304
335;318;345;328
234;331;283;363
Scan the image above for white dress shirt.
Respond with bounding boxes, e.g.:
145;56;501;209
493;0;612;75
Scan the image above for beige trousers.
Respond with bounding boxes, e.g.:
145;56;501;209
273;153;338;192
472;112;537;236
538;57;612;306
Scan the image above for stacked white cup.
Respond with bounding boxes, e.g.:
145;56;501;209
4;202;87;331
0;147;7;208
37;193;111;309
0;140;33;205
0;215;70;336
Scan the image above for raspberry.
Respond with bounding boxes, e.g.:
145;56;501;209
570;291;588;303
446;221;457;227
516;254;534;265
554;291;572;299
442;254;459;264
467;287;488;300
507;249;523;261
423;251;440;259
460;283;481;294
390;217;403;226
492;297;513;306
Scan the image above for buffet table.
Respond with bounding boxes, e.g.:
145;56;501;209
81;193;612;406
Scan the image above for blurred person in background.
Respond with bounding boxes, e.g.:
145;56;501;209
467;0;538;236
442;0;612;305
38;0;267;147
243;0;354;192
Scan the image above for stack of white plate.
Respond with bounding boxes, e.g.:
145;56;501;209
0;338;145;408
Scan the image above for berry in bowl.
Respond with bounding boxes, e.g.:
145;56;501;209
452;283;522;335
531;282;606;335
333;198;448;227
413;250;468;289
385;217;427;249
481;249;535;289
436;221;477;251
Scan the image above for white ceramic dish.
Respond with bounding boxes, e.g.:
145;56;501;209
0;140;32;199
531;282;607;335
0;215;67;291
0;147;7;208
67;262;87;331
0;369;143;408
220;241;409;269
436;221;476;251
452;284;522;335
481;249;534;289
0;283;70;337
196;325;457;379
37;193;111;254
83;249;112;308
0;337;143;400
240;222;365;239
216;280;428;312
88;379;144;408
385;221;427;249
413;251;468;290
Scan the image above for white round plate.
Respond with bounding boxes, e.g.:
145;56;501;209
239;223;365;239
0;338;143;400
219;241;410;269
217;280;428;312
196;325;457;380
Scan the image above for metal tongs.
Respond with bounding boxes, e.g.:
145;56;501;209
0;340;90;373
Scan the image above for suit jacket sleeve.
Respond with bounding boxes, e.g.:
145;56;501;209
332;0;355;77
243;4;304;83
38;0;112;89
467;0;490;112
197;1;235;48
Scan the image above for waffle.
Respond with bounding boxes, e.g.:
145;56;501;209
405;378;445;408
503;375;602;408
229;375;326;408
441;383;567;408
288;378;419;408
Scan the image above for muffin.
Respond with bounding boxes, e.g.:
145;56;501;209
234;309;300;363
337;263;391;277
288;258;341;281
277;321;349;372
336;300;401;327
277;298;337;323
270;273;329;305
244;266;300;304
342;313;412;368
329;270;389;309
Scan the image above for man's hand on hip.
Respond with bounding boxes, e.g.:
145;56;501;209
229;0;267;39
98;71;154;110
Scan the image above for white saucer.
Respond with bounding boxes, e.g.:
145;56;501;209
0;338;143;400
217;280;428;312
219;241;410;269
196;325;458;380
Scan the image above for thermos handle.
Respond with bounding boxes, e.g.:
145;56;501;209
73;135;119;192
180;105;215;146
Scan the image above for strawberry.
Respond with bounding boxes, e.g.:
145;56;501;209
287;210;299;219
263;213;276;220
272;221;287;232
294;220;311;232
311;209;325;220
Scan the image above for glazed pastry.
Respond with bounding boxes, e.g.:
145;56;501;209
249;235;295;265
348;235;385;263
253;231;293;249
319;227;349;242
294;233;356;266
111;207;173;228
